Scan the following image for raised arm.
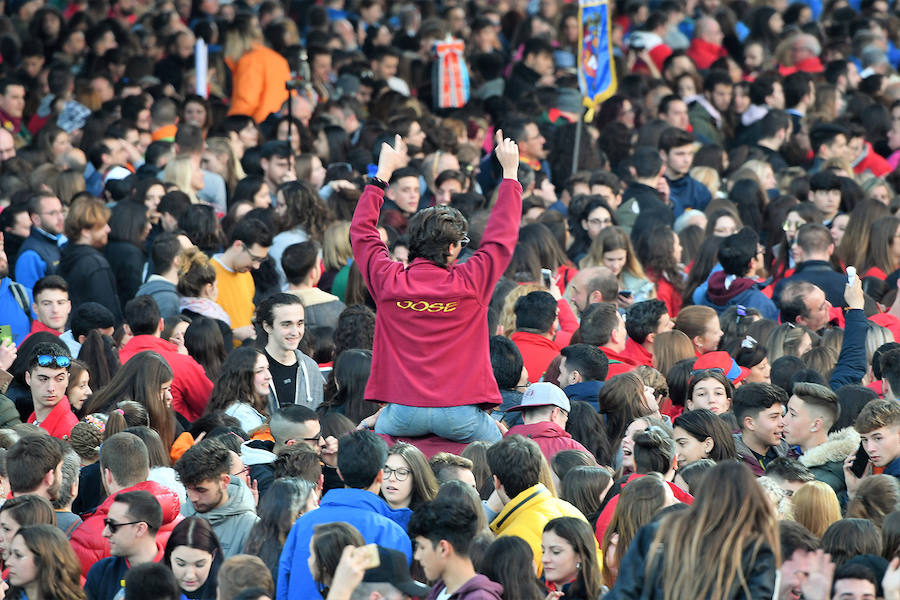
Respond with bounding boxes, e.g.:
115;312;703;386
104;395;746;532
461;130;523;298
350;135;409;299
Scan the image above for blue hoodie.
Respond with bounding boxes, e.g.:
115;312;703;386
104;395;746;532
277;488;413;600
665;174;711;219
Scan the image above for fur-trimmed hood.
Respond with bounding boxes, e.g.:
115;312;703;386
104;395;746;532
798;428;860;469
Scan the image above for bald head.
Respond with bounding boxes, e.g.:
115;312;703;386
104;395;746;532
568;266;618;314
0;128;15;161
696;17;723;44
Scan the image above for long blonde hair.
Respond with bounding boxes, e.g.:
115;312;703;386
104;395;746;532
499;283;544;337
206;137;246;191
224;13;263;62
792;481;842;538
648;462;780;599
323;221;352;271
163;156;199;203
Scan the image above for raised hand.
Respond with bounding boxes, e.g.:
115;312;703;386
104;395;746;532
494;129;519;180
375;134;408;182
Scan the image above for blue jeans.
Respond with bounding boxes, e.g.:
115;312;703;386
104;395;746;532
375;404;502;443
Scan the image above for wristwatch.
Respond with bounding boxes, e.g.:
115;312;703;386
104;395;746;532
368;176;388;190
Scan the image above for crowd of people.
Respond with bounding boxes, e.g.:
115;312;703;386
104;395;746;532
4;0;900;597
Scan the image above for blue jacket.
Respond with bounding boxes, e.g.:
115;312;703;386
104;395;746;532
15;226;64;290
829;308;867;390
665;174;711;219
277;488;412;600
884;456;900;479
699;273;778;321
0;277;33;344
563;380;603;410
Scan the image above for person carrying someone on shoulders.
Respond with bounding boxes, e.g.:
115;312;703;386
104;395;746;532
351;132;523;443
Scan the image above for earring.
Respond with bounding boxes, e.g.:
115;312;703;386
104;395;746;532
576;562;582;570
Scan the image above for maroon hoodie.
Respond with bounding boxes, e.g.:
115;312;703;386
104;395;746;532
351;180;522;408
425;575;504;600
705;271;756;306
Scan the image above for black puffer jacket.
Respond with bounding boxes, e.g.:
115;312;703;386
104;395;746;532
606;521;777;600
58;243;123;324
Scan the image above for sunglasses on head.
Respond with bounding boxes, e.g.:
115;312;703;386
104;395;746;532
691;367;724;377
37;355;70;368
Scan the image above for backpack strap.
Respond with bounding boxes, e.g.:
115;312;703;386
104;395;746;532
8;282;31;325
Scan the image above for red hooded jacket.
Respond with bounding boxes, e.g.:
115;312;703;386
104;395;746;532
119;335;213;421
70;479;183;577
504;422;593;464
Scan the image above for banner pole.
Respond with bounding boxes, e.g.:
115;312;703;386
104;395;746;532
572;116;583;176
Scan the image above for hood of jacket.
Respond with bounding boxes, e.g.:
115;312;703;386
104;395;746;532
798;428;860;469
564;380;604;403
506;421;574;442
97;480;182;525
241;439;276;466
59;243;103;273
430;575;504;600
138;277;177;295
183;478;256;522
706;270;757;305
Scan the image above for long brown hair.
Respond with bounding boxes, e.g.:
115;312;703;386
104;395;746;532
544;517;604;598
863;215;900;276
648;462;780;598
601;473;667;586
83;352;175;449
384;443;438;510
580;226;647;282
206;347;268;417
6;525;85;600
652;331;695;379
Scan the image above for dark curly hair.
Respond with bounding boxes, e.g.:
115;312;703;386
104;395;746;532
174;438;231;487
332;305;375;359
275;181;333;241
407;205;467;267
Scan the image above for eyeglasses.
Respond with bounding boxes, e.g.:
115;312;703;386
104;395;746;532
231;466;250;477
383;466;411;481
301;433;325;443
241;242;267;264
782;220;802;232
103;519;144;533
458;236;470;248
37;355;70;368
588;218;612;227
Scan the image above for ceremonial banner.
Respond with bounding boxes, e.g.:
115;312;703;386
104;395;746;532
578;0;616;119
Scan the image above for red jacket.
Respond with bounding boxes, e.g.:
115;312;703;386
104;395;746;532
620;337;653;368
26;320;61;340
351;181;522;408
653;275;682;317
599;346;639;377
70;479;183;577
505;421;593;464
120;336;213;421
686;38;728;70
27;397;78;439
871;313;900;343
595;473;693;545
511;331;562;384
854;141;892;177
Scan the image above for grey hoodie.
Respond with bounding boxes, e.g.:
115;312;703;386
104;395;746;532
182;476;259;558
267;349;325;413
136;276;180;318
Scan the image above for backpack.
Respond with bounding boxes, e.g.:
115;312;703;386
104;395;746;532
9;282;31;325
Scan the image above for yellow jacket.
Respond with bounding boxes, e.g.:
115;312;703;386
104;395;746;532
490;484;598;575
